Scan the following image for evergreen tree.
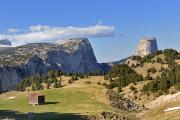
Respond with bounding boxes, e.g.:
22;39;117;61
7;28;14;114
46;83;50;89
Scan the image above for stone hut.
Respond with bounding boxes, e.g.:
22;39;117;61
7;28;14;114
28;93;45;105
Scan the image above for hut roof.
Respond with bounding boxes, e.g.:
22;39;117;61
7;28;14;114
29;93;44;97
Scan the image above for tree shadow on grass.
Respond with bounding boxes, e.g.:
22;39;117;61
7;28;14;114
0;110;89;120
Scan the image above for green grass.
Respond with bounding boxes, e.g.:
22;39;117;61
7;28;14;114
0;84;116;120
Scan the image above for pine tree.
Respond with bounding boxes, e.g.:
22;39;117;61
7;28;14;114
46;83;50;89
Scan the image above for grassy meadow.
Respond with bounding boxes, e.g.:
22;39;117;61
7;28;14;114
0;76;116;120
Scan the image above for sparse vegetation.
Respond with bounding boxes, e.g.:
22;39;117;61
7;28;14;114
15;70;63;91
107;64;143;88
142;64;180;93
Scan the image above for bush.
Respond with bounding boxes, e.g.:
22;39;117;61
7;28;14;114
156;57;164;64
97;82;101;85
131;55;142;61
102;83;107;87
144;74;153;80
46;83;50;89
85;81;91;84
134;95;137;99
147;67;157;73
129;85;136;91
68;79;72;84
71;75;78;81
133;89;138;94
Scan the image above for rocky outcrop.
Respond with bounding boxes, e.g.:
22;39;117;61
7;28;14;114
86;112;138;120
135;37;158;57
106;90;146;111
0;38;107;92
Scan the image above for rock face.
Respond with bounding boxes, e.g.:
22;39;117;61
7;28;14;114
106;90;146;111
0;67;21;92
135;37;158;57
0;38;106;92
46;38;100;73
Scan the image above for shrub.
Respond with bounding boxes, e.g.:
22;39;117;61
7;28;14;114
102;83;107;87
147;67;157;73
97;82;101;85
68;79;72;84
129;85;136;91
85;81;91;84
144;74;153;80
134;95;137;99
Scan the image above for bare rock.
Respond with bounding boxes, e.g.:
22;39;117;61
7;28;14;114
106;90;147;111
135;37;158;57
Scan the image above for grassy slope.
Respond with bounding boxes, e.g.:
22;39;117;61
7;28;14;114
0;76;116;120
127;54;168;78
142;101;180;120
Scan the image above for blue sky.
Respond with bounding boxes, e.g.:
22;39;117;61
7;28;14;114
0;0;180;62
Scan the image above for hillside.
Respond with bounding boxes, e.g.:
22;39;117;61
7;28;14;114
0;75;179;120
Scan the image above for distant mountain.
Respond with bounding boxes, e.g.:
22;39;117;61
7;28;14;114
106;57;130;67
0;38;107;92
0;39;12;47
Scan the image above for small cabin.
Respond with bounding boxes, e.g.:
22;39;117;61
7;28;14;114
28;93;45;105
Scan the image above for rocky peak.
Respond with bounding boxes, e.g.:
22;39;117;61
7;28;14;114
57;37;90;45
46;37;99;73
135;37;158;57
56;38;90;54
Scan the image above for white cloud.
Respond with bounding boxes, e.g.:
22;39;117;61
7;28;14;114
7;28;19;33
0;25;115;46
29;25;50;32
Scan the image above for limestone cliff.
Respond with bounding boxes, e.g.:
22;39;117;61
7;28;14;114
0;38;105;92
135;37;158;57
45;38;100;73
